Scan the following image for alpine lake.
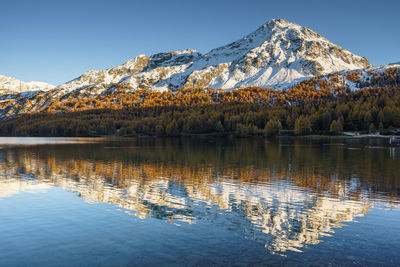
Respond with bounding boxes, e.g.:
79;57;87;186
0;137;399;266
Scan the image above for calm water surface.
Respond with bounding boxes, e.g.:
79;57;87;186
0;137;399;266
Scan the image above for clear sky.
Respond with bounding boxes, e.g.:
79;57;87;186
1;0;399;85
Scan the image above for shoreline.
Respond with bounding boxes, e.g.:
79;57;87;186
0;133;395;139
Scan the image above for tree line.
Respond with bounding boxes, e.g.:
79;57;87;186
0;85;399;137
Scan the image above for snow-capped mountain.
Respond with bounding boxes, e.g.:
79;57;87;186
0;75;54;94
389;61;400;65
57;18;371;95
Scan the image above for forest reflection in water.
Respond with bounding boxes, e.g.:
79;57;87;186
0;137;399;256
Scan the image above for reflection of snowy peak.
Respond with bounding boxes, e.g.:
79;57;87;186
57;19;371;95
0;171;372;255
0;75;54;93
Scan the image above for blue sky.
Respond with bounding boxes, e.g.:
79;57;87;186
1;0;399;85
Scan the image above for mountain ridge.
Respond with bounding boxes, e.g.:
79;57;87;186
55;18;371;96
0;75;54;94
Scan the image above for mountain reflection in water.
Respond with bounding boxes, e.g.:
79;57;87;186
0;137;399;255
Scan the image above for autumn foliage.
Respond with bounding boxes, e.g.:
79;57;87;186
0;67;399;137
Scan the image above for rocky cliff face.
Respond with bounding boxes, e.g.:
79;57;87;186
56;19;371;95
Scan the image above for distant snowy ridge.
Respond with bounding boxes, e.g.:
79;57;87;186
56;18;371;96
0;75;54;93
389;61;400;65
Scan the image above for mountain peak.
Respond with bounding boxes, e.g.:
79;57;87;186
250;18;323;43
56;19;371;94
264;18;292;27
258;18;300;32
